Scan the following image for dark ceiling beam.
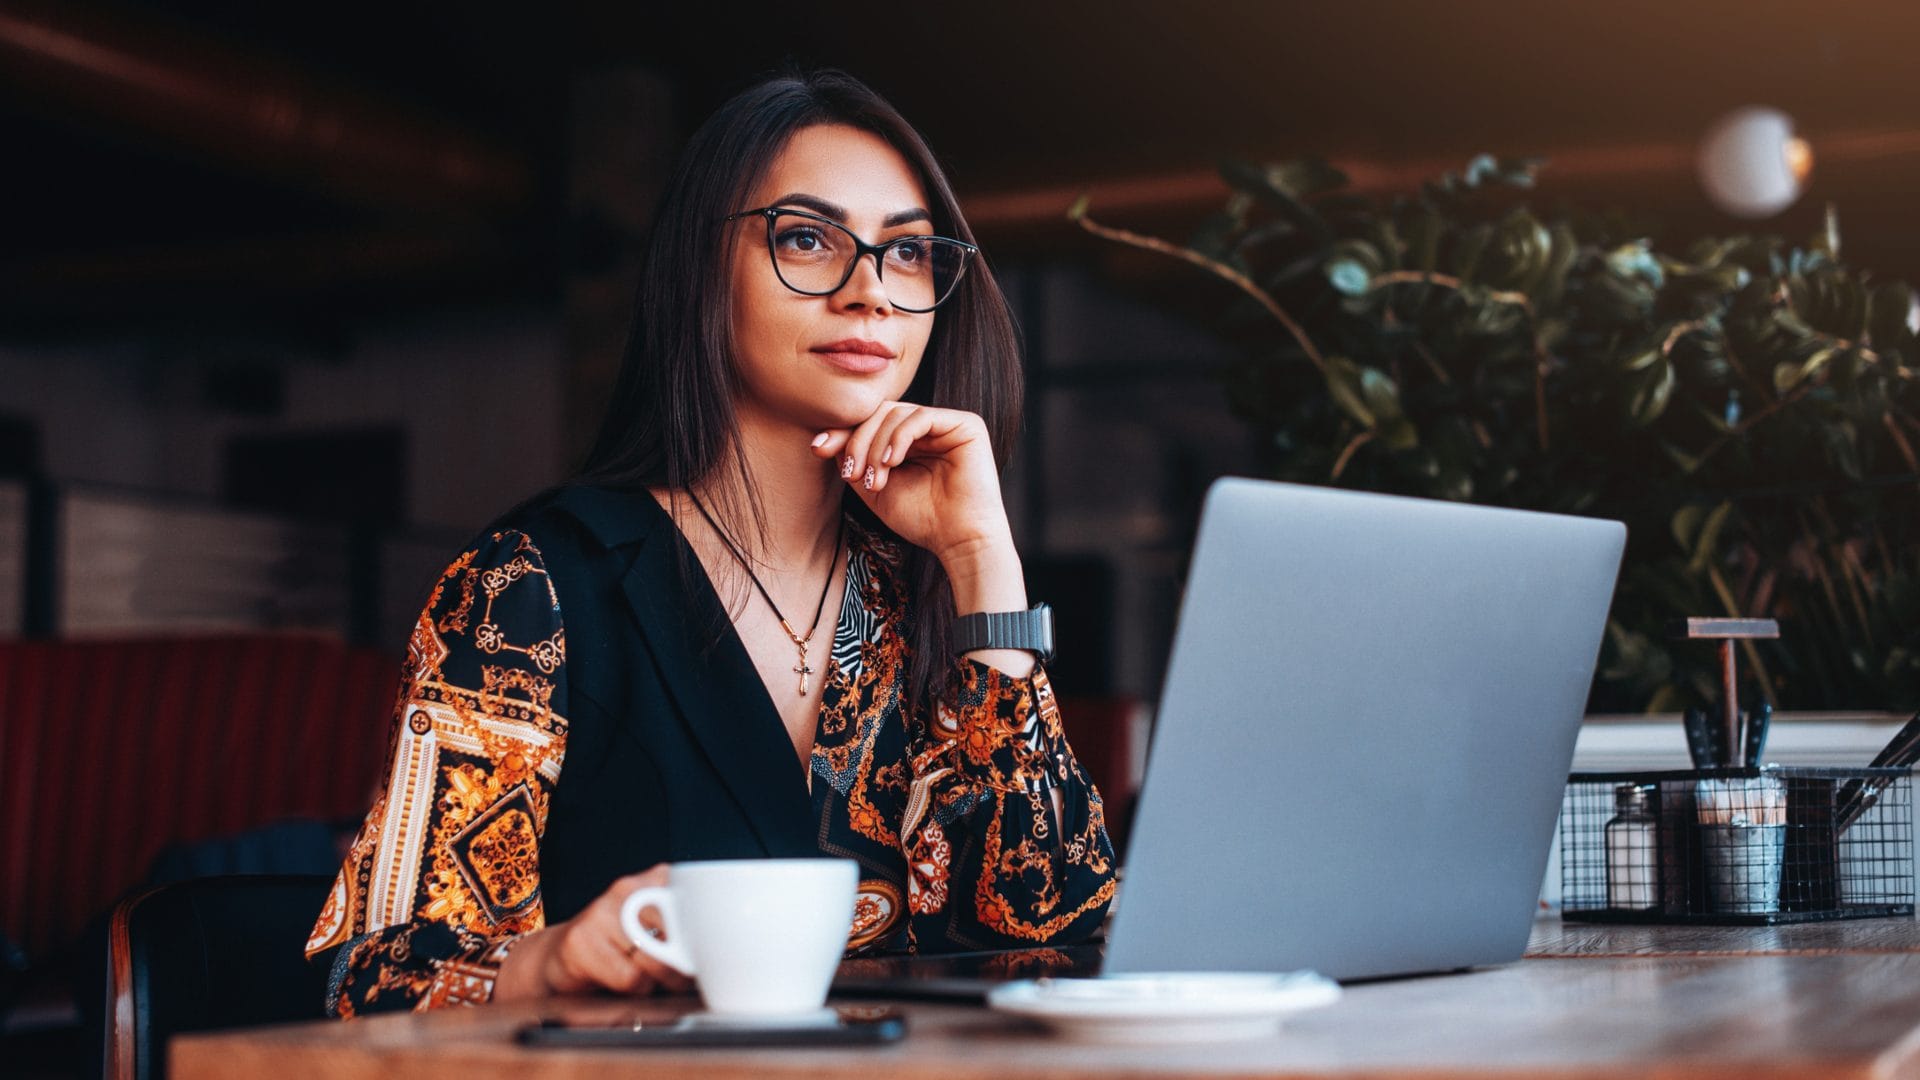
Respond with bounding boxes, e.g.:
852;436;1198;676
0;229;516;317
0;0;531;215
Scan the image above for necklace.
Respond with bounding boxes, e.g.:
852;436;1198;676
686;491;843;696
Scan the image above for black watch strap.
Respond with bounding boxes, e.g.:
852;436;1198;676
953;603;1054;663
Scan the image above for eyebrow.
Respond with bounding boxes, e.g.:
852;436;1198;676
767;192;933;229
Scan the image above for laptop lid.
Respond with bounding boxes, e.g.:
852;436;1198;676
1103;478;1624;981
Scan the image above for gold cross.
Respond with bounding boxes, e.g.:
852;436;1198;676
794;651;814;696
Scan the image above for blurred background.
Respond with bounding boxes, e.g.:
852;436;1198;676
5;0;1920;1072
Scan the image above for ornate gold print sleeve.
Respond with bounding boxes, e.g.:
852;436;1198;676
901;660;1117;951
306;529;570;1017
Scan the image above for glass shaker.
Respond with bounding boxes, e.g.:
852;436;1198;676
1605;783;1658;910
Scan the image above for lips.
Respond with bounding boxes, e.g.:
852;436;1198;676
810;338;895;375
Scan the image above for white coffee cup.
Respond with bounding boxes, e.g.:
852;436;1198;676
619;857;859;1016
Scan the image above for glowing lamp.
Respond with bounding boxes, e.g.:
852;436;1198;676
1697;107;1813;219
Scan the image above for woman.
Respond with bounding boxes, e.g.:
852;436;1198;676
305;68;1116;1017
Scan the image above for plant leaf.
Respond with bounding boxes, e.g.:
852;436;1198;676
1463;154;1499;187
1323;356;1374;427
1531;223;1580;309
1360;366;1404;425
1605;242;1664;288
1382;418;1421;451
1661;441;1705;474
1487;209;1552;293
1265;158;1350;199
1622;346;1661;373
1452;223;1492;284
1672;504;1706;550
1628;357;1676;426
1218;159;1334;245
1686;501;1734;574
1776;346;1838;392
1324;239;1384;297
1772;360;1800;395
1326;258;1371;297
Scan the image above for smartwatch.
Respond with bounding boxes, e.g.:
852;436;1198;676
953;603;1054;663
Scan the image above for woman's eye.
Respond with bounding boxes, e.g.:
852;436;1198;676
775;227;829;253
888;240;930;267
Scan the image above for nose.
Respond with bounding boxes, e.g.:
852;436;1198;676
830;250;892;314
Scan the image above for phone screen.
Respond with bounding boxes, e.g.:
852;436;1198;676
517;1004;907;1049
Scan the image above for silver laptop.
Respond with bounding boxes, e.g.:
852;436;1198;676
833;477;1623;996
1103;478;1624;980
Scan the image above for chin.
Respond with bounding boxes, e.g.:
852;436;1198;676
819;402;887;430
809;386;909;428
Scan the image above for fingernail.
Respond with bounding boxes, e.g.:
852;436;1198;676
863;466;875;490
880;446;894;466
841;456;856;479
811;432;830;448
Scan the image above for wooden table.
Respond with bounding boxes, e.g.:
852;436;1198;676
173;917;1920;1080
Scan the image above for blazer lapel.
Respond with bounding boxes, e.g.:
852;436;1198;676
616;500;817;858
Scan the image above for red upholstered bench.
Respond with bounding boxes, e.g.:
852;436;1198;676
0;637;1143;976
0;636;397;972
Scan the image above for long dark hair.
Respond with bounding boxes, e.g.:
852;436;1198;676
576;68;1024;710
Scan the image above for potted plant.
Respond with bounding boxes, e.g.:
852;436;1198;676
1072;156;1920;712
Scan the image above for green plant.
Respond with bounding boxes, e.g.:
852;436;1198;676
1072;156;1920;712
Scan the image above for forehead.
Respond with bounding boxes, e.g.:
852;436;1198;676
748;124;930;221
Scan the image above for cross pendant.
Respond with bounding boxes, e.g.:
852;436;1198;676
793;652;814;696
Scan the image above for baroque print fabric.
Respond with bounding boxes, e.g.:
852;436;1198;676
814;520;1116;952
309;514;1115;1016
306;530;567;1017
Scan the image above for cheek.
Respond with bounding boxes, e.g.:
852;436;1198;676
729;267;802;367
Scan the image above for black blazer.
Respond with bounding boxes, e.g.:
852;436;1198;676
530;484;825;923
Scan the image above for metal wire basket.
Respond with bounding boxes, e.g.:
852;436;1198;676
1560;766;1915;925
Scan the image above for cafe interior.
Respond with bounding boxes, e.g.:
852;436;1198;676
6;1;1920;1077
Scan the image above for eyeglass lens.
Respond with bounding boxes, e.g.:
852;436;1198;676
768;213;967;310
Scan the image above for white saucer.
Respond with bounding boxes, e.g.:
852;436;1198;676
986;971;1340;1043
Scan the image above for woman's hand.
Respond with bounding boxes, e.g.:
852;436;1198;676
813;403;1035;677
811;402;1013;570
493;865;694;1000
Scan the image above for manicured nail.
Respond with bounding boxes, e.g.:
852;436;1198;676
811;432;830;448
880;446;894;466
841;456;856;479
863;466;876;490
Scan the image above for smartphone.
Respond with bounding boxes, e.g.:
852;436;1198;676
516;1004;907;1049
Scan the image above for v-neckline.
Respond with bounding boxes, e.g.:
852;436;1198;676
651;492;859;778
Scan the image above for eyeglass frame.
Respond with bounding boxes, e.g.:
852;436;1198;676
723;205;979;313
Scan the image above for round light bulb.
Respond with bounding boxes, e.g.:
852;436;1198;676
1697;107;1813;219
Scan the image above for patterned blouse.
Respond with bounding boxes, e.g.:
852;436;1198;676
306;512;1117;1016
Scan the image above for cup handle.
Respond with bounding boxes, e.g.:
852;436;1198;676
618;885;695;975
